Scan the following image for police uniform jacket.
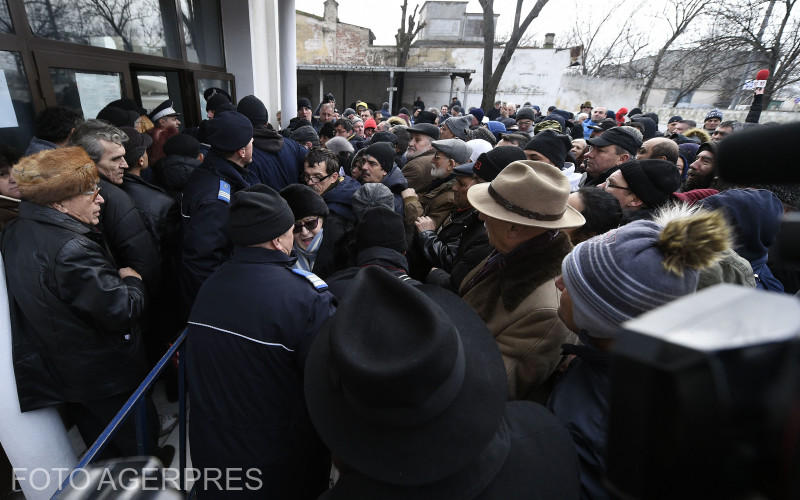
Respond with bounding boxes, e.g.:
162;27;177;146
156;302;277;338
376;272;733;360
179;150;252;311
186;246;335;499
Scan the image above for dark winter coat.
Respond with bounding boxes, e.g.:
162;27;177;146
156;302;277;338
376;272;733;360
98;177;160;288
322;175;360;223
247;126;307;191
326;246;419;301
548;342;612;500
180;151;253;312
151;154;202;199
121;173;179;254
187;246;334;499
381;165;408;217
2;202;147;411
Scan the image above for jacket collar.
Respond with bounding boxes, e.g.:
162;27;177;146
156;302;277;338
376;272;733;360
122;172;167;193
18;201;94;235
356;246;409;271
498;232;572;311
204;151;250;189
231;246;295;266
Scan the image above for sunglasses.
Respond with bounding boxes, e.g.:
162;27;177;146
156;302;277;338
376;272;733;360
293;217;319;233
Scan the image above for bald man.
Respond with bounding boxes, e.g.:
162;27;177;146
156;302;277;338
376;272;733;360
636;137;679;163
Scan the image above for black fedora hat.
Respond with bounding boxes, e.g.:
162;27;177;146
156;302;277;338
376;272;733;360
304;266;508;486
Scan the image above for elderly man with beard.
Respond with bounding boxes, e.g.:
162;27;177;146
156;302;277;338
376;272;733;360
401;123;439;191
402;139;471;231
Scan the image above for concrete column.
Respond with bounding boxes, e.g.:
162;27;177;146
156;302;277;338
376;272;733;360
278;0;297;124
463;76;472;110
388;70;395;110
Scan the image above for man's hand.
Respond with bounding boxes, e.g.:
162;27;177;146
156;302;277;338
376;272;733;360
401;188;417;199
119;267;142;280
415;216;436;232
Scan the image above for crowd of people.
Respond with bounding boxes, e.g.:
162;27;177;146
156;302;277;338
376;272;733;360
0;84;796;499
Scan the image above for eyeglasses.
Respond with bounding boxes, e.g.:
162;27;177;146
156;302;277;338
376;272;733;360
293;217;319;233
82;184;101;201
605;181;631;192
303;173;333;184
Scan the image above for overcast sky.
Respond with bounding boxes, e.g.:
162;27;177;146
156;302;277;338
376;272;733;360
293;0;672;50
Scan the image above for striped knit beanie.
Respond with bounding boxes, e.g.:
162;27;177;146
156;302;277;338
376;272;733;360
561;212;729;339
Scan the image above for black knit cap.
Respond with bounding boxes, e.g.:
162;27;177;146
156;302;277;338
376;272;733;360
362;142;396;173
472;146;526;182
515;107;535;121
280;183;329;220
97;106;138;128
356;206;407;253
524;130;572;168
206;93;232;112
416;110;437;124
163;134;201;157
619;159;682;208
370;131;398;145
237;95;268;126
228;184;295;246
205;111;253;152
298;97;313;110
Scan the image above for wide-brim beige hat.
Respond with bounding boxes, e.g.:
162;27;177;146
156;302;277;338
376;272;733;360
467;160;586;229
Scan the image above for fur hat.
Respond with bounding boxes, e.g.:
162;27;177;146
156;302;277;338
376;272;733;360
14;147;98;205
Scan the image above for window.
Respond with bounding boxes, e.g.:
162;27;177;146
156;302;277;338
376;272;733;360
663;89;694;106
181;0;224;67
197;77;231;120
0;0;12;33
24;0;181;59
134;71;183;118
0;51;35;153
49;68;123;120
463;19;482;38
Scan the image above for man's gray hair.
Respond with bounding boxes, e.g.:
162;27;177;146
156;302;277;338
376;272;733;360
70;119;128;163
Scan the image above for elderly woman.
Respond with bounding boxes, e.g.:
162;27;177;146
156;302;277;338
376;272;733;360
1;147;156;458
280;183;349;279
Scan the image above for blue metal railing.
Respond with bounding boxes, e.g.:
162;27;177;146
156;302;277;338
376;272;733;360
52;329;189;497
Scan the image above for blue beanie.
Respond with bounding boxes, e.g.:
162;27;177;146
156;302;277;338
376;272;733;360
205;111;253;152
486;120;507;140
469;107;485;122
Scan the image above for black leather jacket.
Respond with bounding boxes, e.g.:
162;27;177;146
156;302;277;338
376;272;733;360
121;173;180;254
1;202;148;411
419;208;491;291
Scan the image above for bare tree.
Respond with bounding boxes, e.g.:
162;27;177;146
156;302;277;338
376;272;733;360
712;0;800;105
637;0;707;107
394;0;425;112
478;0;549;111
565;0;646;76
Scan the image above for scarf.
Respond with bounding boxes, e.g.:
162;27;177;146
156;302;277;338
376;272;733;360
293;229;324;272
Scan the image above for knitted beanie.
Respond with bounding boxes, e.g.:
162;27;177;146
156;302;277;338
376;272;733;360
228;184;295;245
561;210;730;339
523;130;572;168
280;184;330;220
237;95;269;126
351;183;395;222
356;206;407;253
472;146;526;182
443;116;471;141
619;159;681;208
362;142;395;173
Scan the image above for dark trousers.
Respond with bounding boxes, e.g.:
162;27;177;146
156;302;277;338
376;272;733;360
65;392;158;460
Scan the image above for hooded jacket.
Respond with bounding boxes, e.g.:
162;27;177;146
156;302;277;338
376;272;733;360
2;202;147;411
151;154;202;199
248;126;307;191
701;188;784;292
382;166;408;216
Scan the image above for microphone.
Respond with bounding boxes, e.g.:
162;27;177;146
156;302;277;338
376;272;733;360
717;122;800;183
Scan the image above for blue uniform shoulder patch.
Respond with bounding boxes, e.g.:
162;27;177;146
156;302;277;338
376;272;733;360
291;268;328;291
218;180;231;203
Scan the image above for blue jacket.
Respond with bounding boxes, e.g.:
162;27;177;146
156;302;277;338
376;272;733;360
187;246;335;499
701;188;784;292
180;151;252;312
549;342;611;500
582;120;597;140
247;126;307;191
23;136;58;156
323;175;360;223
382;165;408;217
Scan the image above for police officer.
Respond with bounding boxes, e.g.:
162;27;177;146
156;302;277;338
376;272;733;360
180;110;255;314
186;184;335;499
